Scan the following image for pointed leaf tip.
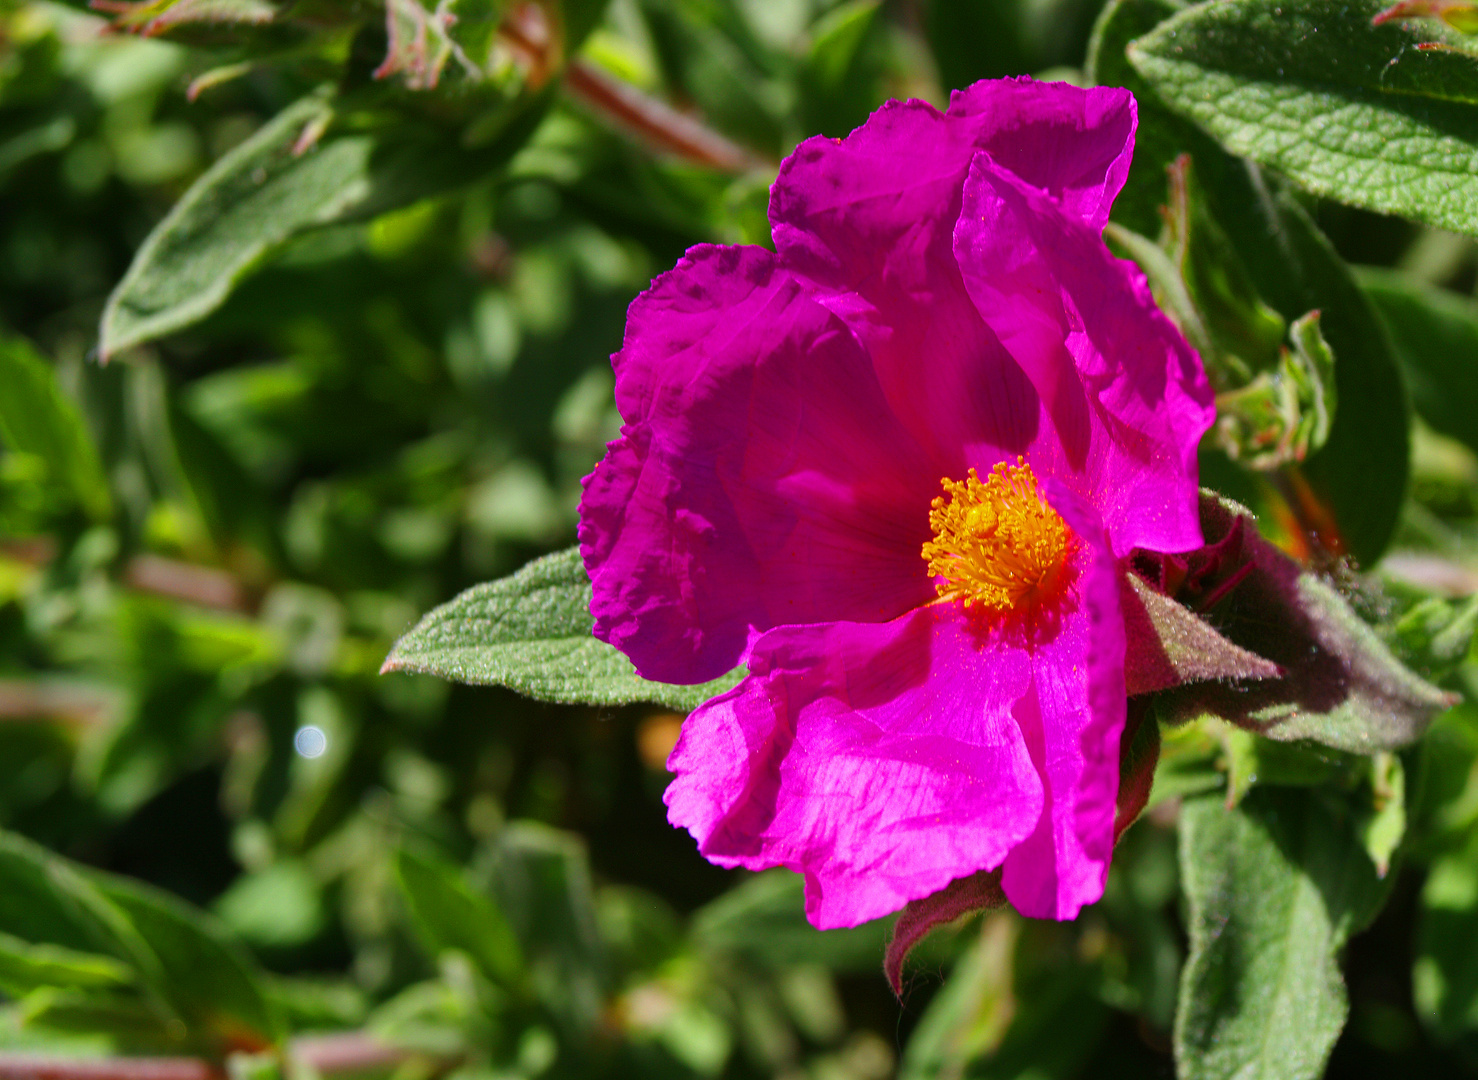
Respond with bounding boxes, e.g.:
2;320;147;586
1122;572;1282;696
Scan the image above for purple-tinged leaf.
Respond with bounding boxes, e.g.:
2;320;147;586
1122;571;1281;696
1158;494;1456;752
884;870;1005;997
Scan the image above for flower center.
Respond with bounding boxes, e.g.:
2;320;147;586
921;459;1073;613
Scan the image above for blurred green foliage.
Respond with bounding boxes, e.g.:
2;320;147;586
3;0;1478;1077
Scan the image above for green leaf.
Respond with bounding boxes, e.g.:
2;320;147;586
0;832;119;957
394;847;524;989
91;873;283;1048
100;94;360;359
382;547;743;710
1359;266;1478;458
0;933;134;996
1175;788;1389;1080
1415;829;1478;1044
1128;0;1478;237
100;90;551;357
475;823;605;1033
1090;0;1411;563
690;869;891;974
0;334;111;520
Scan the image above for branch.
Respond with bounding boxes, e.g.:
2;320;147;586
0;1033;419;1080
0;1060;221;1080
562;59;768;173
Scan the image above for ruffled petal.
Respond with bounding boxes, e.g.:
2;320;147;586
579;244;940;684
945;79;1136;231
664;605;1042;929
953;152;1213;558
770;80;1134;290
1000;483;1127;920
765;81;1139;478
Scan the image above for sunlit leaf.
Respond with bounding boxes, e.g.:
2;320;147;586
1176;789;1389;1080
383;547;743;710
1129;0;1478;237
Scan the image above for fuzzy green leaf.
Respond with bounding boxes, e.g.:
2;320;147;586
383;547;743;710
1128;0;1478;237
100;91;549;358
1176;788;1389;1080
100;95;364;359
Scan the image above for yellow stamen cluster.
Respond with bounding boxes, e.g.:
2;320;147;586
921;459;1072;613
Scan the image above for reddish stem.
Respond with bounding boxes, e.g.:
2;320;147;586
0;1035;415;1080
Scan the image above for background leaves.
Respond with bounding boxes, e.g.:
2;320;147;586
3;0;1478;1077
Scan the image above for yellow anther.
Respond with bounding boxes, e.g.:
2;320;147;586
921;459;1073;613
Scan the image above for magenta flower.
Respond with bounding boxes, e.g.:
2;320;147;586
579;78;1214;928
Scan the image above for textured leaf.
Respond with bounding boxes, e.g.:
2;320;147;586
1121;572;1280;695
1359;266;1478;457
100;91;549;357
1090;0;1411;564
0;334;111;520
100;95;362;359
1176;789;1388;1080
1158;495;1453;752
395;847;524;989
383;547;743;710
1128;0;1478;237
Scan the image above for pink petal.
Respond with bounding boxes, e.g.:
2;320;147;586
664;604;1043;929
771;105;1042;470
579;245;940;684
999;482;1127;920
770;80;1134;291
953;153;1213;558
946;79;1137;231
